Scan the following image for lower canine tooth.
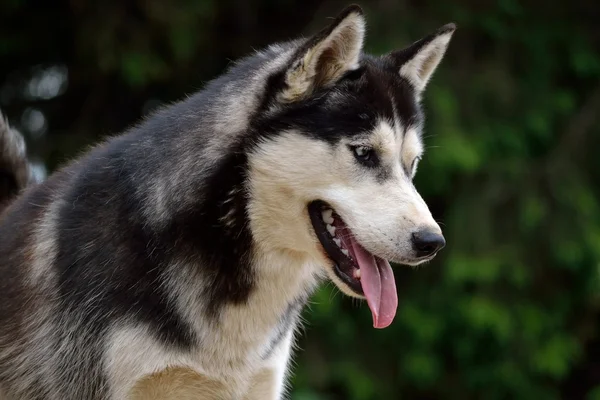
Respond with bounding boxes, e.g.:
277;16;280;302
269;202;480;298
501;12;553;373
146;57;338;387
341;249;349;257
326;224;336;236
322;209;334;224
354;269;361;279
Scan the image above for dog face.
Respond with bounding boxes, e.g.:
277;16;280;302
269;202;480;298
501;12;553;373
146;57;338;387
247;6;454;327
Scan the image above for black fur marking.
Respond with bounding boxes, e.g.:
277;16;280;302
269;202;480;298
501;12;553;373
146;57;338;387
41;45;272;358
54;145;196;351
42;147;196;399
254;57;421;143
53;129;256;345
157;147;255;316
251;56;422;184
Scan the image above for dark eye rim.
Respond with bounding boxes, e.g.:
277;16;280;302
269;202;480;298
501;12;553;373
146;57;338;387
350;145;378;168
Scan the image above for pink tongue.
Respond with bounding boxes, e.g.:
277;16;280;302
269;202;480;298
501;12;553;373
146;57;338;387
348;239;398;329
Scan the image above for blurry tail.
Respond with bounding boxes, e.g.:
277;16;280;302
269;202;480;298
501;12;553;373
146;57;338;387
0;111;31;213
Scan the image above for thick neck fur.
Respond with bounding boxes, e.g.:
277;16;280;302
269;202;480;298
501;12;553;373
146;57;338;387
121;40;320;337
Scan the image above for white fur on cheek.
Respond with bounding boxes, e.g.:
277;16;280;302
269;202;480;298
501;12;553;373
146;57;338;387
328;121;438;262
247;125;440;267
247;132;339;256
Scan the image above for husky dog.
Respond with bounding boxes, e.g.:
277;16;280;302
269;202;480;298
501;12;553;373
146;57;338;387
0;5;454;399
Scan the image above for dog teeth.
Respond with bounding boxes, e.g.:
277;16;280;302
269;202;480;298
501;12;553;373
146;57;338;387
341;249;349;257
322;209;334;224
333;238;342;248
326;224;336;237
353;269;361;279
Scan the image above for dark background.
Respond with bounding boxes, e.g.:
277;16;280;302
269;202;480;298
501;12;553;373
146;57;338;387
2;0;600;398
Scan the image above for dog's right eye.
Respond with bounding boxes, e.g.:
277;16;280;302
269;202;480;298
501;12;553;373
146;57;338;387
351;146;378;167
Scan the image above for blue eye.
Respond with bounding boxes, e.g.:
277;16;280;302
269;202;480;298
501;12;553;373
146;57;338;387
354;146;371;159
351;146;378;167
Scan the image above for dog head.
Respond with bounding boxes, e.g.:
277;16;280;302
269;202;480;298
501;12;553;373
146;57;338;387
247;5;454;328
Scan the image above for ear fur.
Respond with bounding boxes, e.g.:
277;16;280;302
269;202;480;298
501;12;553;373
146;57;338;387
390;23;456;93
279;5;366;102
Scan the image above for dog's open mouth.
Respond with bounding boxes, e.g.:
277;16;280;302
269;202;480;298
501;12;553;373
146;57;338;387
308;201;398;329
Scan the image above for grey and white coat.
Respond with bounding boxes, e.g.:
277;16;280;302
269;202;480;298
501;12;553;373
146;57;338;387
0;5;454;399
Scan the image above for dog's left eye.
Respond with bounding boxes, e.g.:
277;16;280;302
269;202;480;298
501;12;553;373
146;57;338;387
352;146;377;167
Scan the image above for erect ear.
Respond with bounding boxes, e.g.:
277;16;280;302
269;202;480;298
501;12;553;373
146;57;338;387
279;5;366;103
389;23;456;93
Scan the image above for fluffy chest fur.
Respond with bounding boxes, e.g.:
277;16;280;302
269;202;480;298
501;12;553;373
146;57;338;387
104;254;320;398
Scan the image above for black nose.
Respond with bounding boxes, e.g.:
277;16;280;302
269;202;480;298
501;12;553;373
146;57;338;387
412;230;446;257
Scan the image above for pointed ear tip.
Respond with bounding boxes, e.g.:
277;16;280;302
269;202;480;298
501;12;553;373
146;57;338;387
438;23;457;35
340;4;365;18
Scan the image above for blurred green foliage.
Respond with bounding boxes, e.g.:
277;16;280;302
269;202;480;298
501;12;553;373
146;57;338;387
1;0;599;398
